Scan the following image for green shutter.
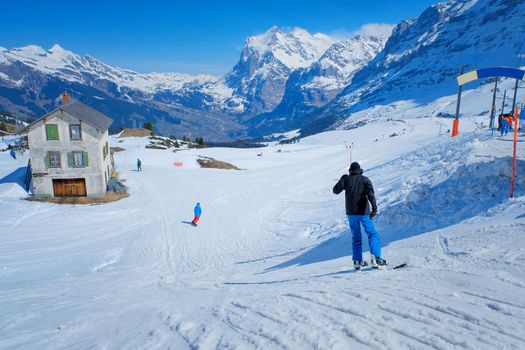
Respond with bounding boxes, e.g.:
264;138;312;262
46;124;59;140
83;151;89;167
44;153;49;169
67;152;74;168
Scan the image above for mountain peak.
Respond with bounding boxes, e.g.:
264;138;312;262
289;27;309;35
47;44;77;59
48;43;66;53
246;26;283;53
244;26;335;68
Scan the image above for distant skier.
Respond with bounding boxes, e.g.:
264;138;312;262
333;162;387;269
501;114;513;135
9;149;16;160
192;203;202;227
137;158;142;171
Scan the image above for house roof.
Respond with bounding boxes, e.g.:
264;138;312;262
25;100;113;132
61;101;113;131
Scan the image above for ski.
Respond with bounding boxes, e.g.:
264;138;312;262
392;263;407;269
345;263;407;271
370;263;408;271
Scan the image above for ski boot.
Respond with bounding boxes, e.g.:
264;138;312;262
353;260;368;270
370;254;387;269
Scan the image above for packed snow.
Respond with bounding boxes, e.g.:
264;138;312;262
1;115;524;349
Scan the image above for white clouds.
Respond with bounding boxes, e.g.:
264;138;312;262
330;23;395;40
353;23;395;38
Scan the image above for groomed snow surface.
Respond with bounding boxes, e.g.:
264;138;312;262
1;117;524;349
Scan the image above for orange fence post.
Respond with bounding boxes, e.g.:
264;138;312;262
451;119;459;137
510;107;519;198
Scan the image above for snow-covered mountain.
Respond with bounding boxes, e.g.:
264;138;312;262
248;35;387;135
0;27;339;118
0;44;219;93
0;44;246;139
301;0;525;135
0;27;341;138
2;0;523;139
223;27;336;115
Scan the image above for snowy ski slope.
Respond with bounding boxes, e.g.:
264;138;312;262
0;117;524;349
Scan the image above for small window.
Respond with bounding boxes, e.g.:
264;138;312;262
70;124;81;140
68;151;88;168
103;141;109;159
46;124;59;140
47;151;61;168
73;152;84;168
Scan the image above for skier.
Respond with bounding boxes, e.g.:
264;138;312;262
191;203;202;227
9;149;16;160
501;114;513;135
137;158;142;171
333;162;387;269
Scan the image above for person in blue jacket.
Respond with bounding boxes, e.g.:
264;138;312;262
9;149;16;160
192;203;202;226
137;158;142;171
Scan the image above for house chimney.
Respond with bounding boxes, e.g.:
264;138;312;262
62;92;70;105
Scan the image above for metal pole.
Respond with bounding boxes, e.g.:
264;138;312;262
510;107;519;198
490;79;498;135
452;66;465;137
501;89;507;114
511;79;519;114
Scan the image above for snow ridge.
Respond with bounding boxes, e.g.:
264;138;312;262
0;44;219;93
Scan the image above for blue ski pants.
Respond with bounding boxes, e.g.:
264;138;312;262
501;120;510;135
348;215;381;262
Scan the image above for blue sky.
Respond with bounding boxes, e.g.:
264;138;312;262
1;0;437;75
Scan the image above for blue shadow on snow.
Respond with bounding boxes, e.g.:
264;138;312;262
263;157;524;273
263;235;351;273
0;166;27;187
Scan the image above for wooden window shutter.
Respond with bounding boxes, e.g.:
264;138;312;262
83;151;89;167
46;124;59;140
67;152;74;168
44;153;49;169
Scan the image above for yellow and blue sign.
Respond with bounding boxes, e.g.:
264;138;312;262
457;67;525;86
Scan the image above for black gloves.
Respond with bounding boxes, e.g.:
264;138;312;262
370;210;377;219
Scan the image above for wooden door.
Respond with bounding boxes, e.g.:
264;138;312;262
52;178;87;197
